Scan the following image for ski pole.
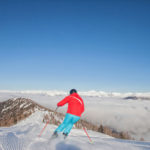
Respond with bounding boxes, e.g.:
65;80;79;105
38;107;58;137
82;124;93;143
54;107;58;113
38;119;50;137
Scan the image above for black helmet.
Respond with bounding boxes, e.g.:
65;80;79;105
70;89;77;95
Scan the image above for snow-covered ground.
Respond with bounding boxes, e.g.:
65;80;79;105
0;110;150;150
0;90;150;141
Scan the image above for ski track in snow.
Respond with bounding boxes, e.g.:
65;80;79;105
0;111;150;150
2;132;23;150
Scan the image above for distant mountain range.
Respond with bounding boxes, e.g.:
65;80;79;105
124;96;150;100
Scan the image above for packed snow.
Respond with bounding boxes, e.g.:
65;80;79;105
0;110;150;150
0;90;150;141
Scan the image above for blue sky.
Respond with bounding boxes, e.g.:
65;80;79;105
0;0;150;92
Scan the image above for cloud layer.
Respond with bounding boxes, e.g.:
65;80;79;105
1;90;150;98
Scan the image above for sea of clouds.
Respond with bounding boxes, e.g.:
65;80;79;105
1;90;150;98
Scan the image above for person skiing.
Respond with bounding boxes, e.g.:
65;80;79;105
52;89;84;139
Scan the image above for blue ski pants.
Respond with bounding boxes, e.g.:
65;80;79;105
55;113;80;135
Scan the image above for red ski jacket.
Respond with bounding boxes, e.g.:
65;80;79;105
57;93;84;117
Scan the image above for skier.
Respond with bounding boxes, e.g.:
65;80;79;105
52;89;84;139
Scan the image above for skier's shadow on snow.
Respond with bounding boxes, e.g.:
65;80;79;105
56;141;81;150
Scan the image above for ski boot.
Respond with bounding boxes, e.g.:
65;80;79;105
51;131;58;139
63;132;68;139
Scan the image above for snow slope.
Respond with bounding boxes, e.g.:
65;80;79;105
0;111;150;150
1;91;150;141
